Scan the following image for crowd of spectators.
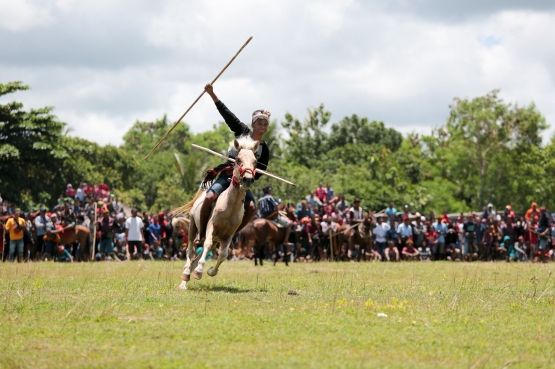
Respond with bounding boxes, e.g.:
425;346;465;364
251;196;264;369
2;180;555;264
256;182;555;264
0;184;187;263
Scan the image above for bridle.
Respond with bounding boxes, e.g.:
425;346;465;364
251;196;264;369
231;161;257;188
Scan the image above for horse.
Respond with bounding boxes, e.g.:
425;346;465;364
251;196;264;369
178;136;259;290
236;204;296;266
348;212;378;261
59;225;91;261
171;216;190;258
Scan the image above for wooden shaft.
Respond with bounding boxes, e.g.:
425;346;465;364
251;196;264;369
144;36;254;160
329;228;334;262
191;144;296;186
91;203;97;261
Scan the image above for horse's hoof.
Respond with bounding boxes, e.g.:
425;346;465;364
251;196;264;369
192;270;203;280
178;281;187;290
182;274;190;282
207;267;217;277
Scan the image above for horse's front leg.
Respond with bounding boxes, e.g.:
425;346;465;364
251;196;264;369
208;237;231;277
193;228;216;280
178;244;197;290
179;221;198;289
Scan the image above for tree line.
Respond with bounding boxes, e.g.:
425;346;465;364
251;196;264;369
1;81;551;213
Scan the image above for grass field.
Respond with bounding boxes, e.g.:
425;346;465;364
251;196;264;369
1;260;555;368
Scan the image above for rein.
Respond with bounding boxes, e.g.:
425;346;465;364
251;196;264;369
231;164;257;188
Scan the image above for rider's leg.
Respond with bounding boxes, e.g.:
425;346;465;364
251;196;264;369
194;191;218;245
283;223;293;246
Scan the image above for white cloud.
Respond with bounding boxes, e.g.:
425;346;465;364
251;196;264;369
0;0;554;146
0;0;55;32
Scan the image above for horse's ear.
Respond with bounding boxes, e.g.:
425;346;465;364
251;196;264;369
233;138;240;151
252;140;260;153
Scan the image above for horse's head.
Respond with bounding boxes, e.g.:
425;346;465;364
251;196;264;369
362;211;374;225
231;136;259;190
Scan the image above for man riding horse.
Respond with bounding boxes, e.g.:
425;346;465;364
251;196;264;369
258;185;294;247
194;83;272;247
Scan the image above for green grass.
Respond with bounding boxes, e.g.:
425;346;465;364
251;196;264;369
1;260;555;368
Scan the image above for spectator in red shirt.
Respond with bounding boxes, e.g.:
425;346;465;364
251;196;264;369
441;209;449;224
84;183;94;199
315;182;326;203
402;239;420;261
65;184;76;198
158;211;167;246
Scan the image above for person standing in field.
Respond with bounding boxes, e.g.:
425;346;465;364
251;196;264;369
433;217;447;260
325;183;334;202
397;215;413;251
125;208;144;259
385;201;397;222
373;215;390;258
412;214;425;249
5;209;27;262
97;210;117;260
34;206;50;259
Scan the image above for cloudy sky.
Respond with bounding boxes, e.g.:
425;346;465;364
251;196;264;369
1;0;554;146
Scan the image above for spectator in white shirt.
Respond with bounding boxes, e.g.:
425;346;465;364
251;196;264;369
373;215;390;258
125;208;144;259
397;215;413;248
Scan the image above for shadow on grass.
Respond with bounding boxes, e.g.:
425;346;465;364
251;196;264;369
191;285;268;294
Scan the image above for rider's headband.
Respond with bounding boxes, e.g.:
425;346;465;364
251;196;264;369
252;109;271;124
252;113;270;124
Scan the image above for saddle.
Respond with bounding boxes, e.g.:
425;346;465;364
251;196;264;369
268;218;285;229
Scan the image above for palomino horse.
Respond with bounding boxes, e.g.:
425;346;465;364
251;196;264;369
171;216;190;233
171;216;190;257
178;136;259;290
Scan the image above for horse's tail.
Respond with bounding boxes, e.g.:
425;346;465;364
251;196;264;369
171;188;204;216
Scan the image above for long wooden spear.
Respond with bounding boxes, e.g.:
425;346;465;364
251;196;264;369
144;36;254;160
191;144;296;187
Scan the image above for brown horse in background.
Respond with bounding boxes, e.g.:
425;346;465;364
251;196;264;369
237;221;288;266
60;226;91;261
1;213;90;261
236;204;296;266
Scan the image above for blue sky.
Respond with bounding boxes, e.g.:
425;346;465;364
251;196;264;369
1;0;554;145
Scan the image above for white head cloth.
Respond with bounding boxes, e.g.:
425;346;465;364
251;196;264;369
252;109;271;124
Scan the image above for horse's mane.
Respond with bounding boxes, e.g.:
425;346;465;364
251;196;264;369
230;135;259;152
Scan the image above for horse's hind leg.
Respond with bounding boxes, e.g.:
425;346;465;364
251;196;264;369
284;244;290;266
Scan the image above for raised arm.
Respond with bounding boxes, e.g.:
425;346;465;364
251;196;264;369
205;83;250;137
